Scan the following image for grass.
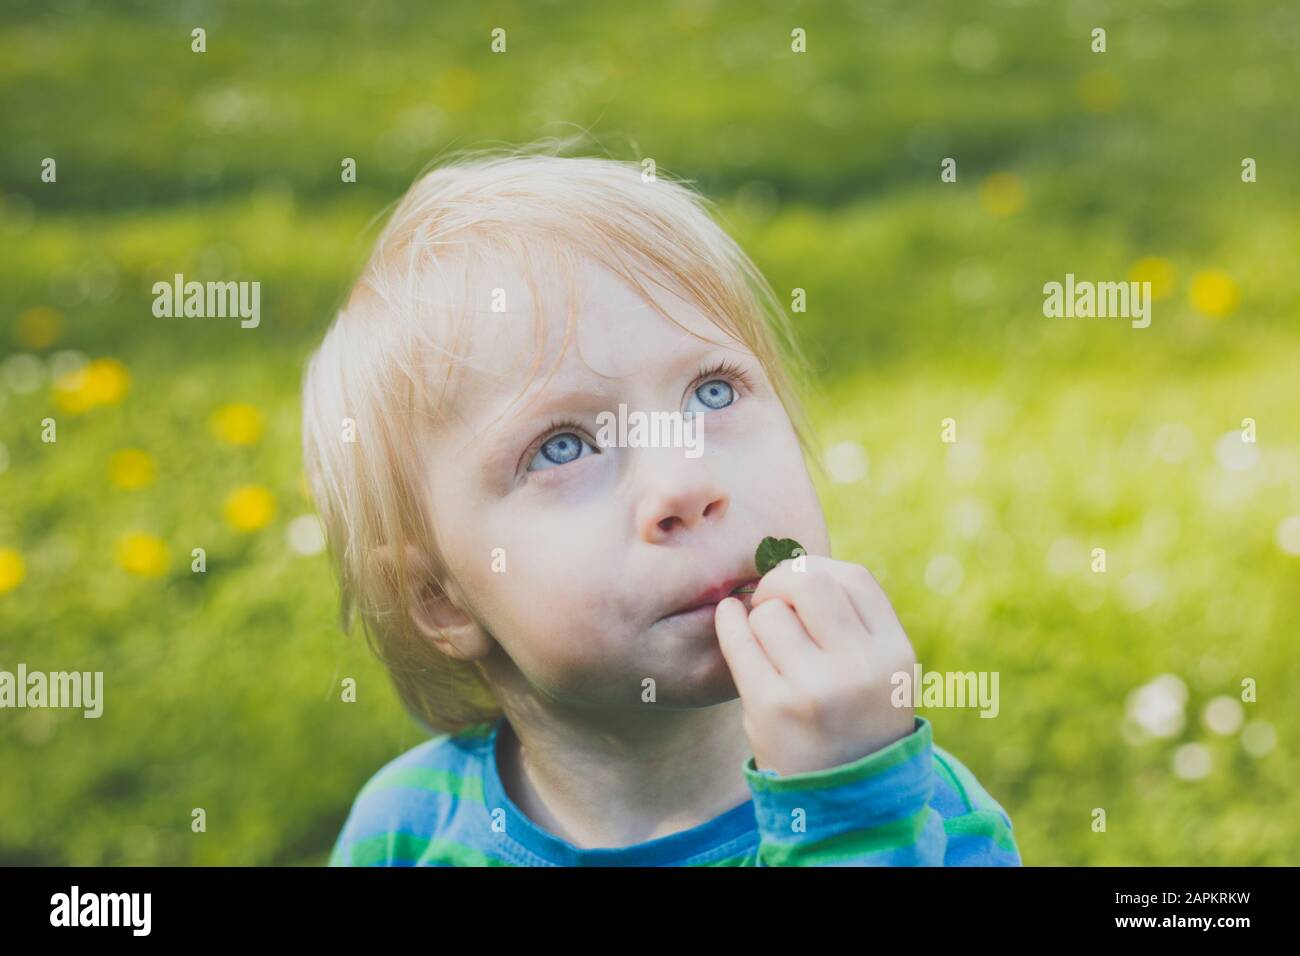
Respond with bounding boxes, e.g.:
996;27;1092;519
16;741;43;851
1;0;1297;865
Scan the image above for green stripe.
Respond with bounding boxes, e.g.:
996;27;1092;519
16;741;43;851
931;746;1019;854
759;807;933;865
745;717;931;794
932;747;977;809
341;832;514;866
932;751;966;803
944;809;1019;855
698;853;758;866
934;745;1010;816
357;767;485;802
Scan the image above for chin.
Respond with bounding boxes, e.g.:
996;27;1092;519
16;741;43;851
650;649;741;707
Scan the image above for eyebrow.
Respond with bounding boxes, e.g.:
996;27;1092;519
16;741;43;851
473;341;746;478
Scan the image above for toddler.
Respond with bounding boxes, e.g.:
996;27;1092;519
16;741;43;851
303;144;1021;866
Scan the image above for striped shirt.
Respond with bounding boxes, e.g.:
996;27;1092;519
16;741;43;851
329;715;1021;866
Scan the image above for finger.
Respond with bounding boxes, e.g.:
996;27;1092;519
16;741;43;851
815;558;914;663
758;554;904;641
714;596;778;692
749;561;864;653
744;597;824;683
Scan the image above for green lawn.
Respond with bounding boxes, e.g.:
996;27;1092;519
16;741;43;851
2;0;1297;865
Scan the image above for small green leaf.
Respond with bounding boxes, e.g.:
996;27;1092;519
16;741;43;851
754;536;806;576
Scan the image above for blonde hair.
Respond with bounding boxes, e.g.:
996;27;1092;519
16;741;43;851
301;138;825;734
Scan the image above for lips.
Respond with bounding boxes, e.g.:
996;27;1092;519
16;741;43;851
661;574;761;620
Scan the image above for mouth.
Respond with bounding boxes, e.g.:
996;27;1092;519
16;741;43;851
659;575;761;622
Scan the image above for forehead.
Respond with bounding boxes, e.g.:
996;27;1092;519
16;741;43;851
436;255;737;428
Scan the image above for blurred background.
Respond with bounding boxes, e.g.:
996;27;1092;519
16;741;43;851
2;0;1297;865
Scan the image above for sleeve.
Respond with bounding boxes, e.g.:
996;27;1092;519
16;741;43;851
327;836;349;866
326;774;400;867
740;715;1021;866
327;796;367;866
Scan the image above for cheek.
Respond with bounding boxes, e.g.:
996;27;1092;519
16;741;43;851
472;511;626;658
432;475;629;680
736;413;806;486
742;417;829;546
506;513;607;594
493;579;630;698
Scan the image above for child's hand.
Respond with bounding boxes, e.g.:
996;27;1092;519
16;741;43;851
715;555;918;777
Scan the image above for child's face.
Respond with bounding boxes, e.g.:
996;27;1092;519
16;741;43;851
422;256;830;712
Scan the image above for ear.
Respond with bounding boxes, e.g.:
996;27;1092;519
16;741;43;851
374;544;493;663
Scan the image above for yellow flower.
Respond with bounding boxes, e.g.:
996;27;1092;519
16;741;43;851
1190;269;1239;317
82;358;131;404
108;449;157;489
16;307;63;349
53;357;131;414
1129;257;1175;301
210;403;266;446
979;172;1023;218
0;548;26;593
1078;71;1122;113
224;485;276;532
52;370;95;414
115;532;170;577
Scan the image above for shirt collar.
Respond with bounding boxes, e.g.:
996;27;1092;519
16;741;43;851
481;716;758;866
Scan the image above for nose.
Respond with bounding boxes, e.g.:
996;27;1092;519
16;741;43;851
636;464;730;543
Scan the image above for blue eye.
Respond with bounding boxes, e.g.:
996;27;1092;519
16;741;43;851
688;378;735;413
521;363;749;479
528;431;594;471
